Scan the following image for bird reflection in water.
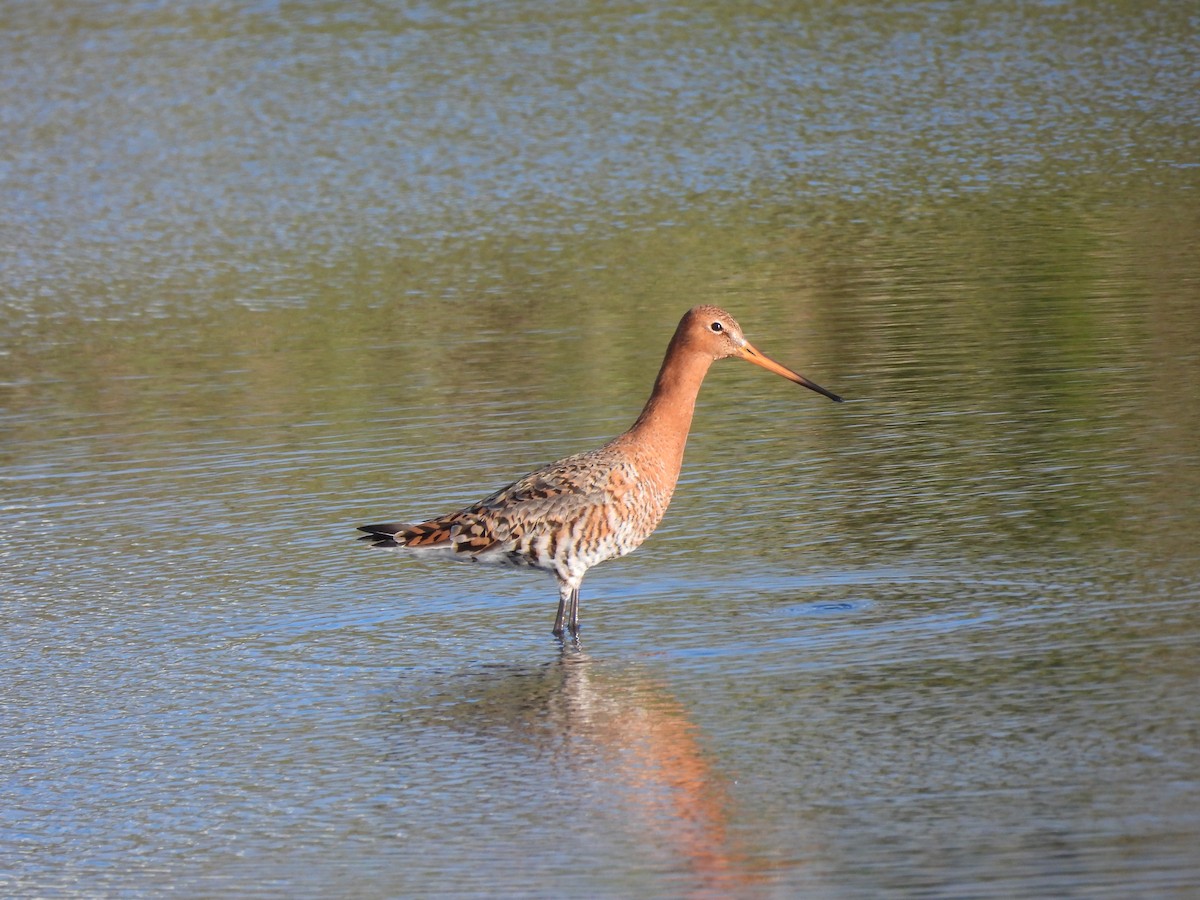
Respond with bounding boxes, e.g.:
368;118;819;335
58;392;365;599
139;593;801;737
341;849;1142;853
402;647;769;894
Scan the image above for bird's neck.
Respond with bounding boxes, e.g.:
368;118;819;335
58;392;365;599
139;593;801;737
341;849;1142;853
622;341;715;481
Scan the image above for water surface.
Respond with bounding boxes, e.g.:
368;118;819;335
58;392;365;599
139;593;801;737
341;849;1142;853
2;1;1198;897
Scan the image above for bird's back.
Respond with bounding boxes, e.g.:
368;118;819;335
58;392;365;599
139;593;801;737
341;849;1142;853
360;440;675;582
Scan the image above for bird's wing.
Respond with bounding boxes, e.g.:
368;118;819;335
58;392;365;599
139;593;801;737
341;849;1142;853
459;449;626;542
360;448;632;555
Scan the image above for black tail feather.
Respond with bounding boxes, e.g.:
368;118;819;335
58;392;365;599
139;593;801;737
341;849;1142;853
357;523;405;536
357;523;408;549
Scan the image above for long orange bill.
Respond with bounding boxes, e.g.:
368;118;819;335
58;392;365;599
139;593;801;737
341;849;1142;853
740;341;844;403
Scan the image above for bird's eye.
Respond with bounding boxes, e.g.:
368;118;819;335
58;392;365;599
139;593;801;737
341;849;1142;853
710;321;723;332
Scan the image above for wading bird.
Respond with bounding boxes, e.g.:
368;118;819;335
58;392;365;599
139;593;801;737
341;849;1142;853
359;305;842;636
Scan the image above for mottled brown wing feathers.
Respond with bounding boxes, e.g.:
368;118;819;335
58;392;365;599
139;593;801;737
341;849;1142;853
358;447;636;559
357;515;507;553
451;517;504;554
403;521;455;546
471;453;618;519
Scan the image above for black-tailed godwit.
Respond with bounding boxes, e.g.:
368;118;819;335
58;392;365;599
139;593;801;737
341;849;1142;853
359;305;842;636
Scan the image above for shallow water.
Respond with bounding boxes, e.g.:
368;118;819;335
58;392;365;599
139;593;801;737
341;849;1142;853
3;2;1199;897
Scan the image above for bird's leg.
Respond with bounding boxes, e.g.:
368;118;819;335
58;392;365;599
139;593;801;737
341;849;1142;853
553;581;571;637
568;586;581;636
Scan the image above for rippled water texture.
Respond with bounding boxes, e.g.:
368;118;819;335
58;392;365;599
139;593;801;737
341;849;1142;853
2;2;1198;897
